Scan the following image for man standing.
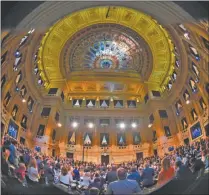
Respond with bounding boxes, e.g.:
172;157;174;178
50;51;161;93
106;168;141;195
106;166;118;184
127;167;141;185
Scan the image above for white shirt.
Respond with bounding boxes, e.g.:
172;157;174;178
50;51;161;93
28;167;39;182
182;157;188;165
60;173;73;185
81;175;91;187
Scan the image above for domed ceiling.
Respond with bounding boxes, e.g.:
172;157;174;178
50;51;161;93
62;23;152;80
37;6;175;99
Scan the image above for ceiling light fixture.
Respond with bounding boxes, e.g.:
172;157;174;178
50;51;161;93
131;122;137;128
72;121;78;128
57;123;62;127
88;122;94;129
119;122;126;129
148;123;153;128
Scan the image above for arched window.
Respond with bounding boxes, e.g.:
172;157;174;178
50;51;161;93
167;80;172;91
52;129;56;141
183;89;190;103
189;77;198;93
4;92;11;106
37;125;45;137
15;71;22;85
11;105;18;120
1;75;6;89
181;117;188;130
175;100;183;115
191;108;198;121
21;115;27;129
175;59;180;68
172;71;177;82
34;65;39;75
27;96;34;112
20;85;27;97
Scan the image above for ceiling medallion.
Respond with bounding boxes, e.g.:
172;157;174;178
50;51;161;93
65;23;152;79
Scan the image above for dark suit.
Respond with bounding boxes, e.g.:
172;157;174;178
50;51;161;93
176;165;194;180
106;171;117;183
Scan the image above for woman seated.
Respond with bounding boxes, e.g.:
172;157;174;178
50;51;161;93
27;157;40;183
157;157;175;187
59;166;73;186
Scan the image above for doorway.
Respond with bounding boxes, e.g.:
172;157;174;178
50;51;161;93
153;149;158;156
66;152;74;159
101;155;109;165
52;149;56;157
136;152;143;161
184;138;190;145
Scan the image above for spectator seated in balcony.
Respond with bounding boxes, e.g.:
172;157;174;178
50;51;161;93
157;157;175;187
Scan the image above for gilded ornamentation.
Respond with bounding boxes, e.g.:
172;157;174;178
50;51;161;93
37;6;174;92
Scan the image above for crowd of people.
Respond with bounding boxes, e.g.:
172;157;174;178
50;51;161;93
1;133;209;195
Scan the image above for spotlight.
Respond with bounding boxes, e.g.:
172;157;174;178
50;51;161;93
110;97;113;102
15;51;21;58
72;121;78;128
186;100;190;104
13;66;18;71
119;122;126;129
148;123;153;128
57;123;62;127
131;123;137;128
15;87;19;91
88;122;94;129
136;98;139;103
195;56;200;61
22;99;26;103
184;32;190;40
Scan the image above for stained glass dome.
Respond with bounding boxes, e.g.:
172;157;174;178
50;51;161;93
62;23;153;79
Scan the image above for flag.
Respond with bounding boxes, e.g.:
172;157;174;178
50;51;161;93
70;132;75;143
102;135;107;145
101;100;108;107
119;136;124;144
84;134;91;145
